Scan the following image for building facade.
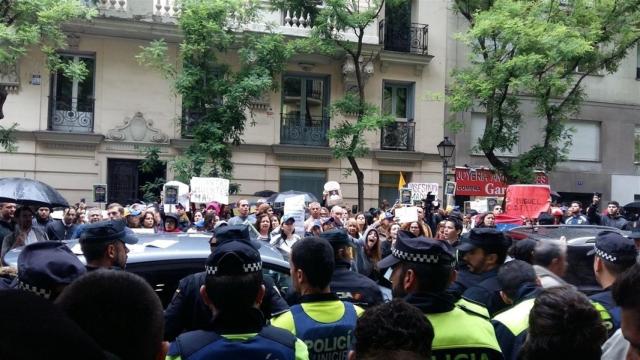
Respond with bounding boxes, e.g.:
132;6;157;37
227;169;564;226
0;0;449;210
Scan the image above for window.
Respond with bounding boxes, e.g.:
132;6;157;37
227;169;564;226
378;172;410;206
470;112;519;156
565;120;600;161
280;74;330;146
279;169;326;201
181;71;223;138
636;44;640;79
383;82;414;120
49;54;95;133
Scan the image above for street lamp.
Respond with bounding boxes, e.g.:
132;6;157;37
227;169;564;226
437;137;456;208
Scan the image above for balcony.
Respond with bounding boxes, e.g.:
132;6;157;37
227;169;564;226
379;20;428;55
280;113;329;147
49;97;95;133
380;121;415;151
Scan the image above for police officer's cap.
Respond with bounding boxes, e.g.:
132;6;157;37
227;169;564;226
587;231;637;265
214;224;261;249
80;220;138;244
17;242;86;299
378;231;455;269
205;240;262;277
320;228;353;248
456;228;510;253
628;229;640;240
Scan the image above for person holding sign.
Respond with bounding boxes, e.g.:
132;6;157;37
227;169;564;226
269;214;301;258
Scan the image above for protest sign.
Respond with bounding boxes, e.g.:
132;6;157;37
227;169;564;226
190;177;229;205
505;185;551;219
164;185;179;205
395;206;419;224
407;183;439;202
163;181;190;213
284;195;306;235
93;184;107;203
324;181;343;207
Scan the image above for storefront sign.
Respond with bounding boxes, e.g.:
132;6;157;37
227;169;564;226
454;168;548;196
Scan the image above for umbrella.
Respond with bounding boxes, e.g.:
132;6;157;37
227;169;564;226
0;177;69;208
254;190;277;198
624;201;640;210
267;190;318;207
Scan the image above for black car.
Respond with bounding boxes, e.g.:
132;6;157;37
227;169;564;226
3;232;291;306
506;225;626;295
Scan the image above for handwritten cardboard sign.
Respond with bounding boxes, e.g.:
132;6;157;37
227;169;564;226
407;183;439;201
190;177;229;205
505;185;551;219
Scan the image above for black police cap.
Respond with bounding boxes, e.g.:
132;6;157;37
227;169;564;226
80;220;138;244
378;231;455;269
214;224;261;249
457;228;510;253
587;231;638;265
17;242;86;299
205;240;262;277
320;228;353;248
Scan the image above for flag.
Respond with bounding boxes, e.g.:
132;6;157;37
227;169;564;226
398;172;406;190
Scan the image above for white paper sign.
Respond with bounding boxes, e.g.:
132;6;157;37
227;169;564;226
407;183;440;201
395;206;419;224
163;181;190;213
284;195;306;235
190;177;230;205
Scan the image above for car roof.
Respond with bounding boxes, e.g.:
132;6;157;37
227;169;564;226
3;232;289;269
507;225;626;245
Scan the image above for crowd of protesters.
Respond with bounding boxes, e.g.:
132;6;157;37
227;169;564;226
1;188;640;360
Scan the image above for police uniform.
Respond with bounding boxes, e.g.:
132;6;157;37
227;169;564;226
15;241;86;300
455;228;512;316
80;220;139;271
166;238;308;360
491;283;541;360
588;231;638;336
378;232;504;360
324;229;383;308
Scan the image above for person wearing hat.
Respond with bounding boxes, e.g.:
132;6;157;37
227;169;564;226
164;225;289;341
166;234;308;360
378;231;503;359
174;203;191;232
322;228;383;308
15;241;86;300
80;219;139;271
454;228;512;316
271;236;363;359
589;230;639;336
270;214;301;257
163;213;183;233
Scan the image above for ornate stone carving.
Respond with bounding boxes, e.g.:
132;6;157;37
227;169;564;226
0;62;20;93
342;56;374;93
106;112;169;143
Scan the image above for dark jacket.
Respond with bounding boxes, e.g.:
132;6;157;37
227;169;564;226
461;267;508;316
163;271;289;341
590;288;620;337
46;219;77;240
31;217;52;234
330;260;384;308
0;219;14;243
587;205;628;229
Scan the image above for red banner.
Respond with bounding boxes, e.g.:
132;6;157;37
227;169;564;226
505;184;551;219
454;168;548;196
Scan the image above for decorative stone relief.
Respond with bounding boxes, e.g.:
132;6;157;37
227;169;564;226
0;62;20;93
342;56;374;93
106;112;169;143
248;93;271;110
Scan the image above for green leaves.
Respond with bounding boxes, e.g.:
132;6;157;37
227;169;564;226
450;0;640;183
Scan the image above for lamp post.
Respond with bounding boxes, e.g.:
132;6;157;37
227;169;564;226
437;137;456;209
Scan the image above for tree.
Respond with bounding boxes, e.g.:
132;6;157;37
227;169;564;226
137;0;297;182
449;0;640;183
0;0;95;150
272;0;397;211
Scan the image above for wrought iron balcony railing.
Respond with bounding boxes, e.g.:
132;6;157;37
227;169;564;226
48;97;95;133
280;113;329;147
378;20;429;55
380;121;415;151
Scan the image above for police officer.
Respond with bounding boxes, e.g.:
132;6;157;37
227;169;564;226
322;228;383;308
271;236;363;359
164;225;289;341
166;234;308;360
15;241;86;300
492;260;543;360
454;228;512;316
378;231;503;359
79;219;139;271
589;231;638;336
